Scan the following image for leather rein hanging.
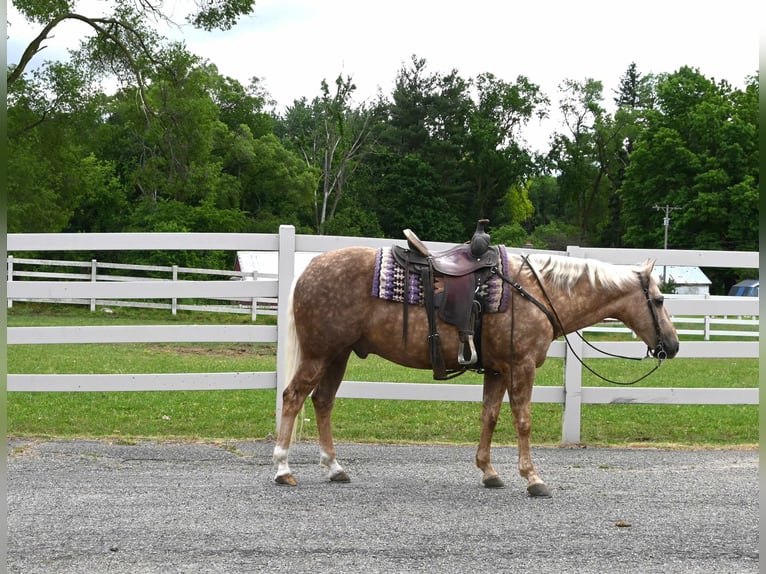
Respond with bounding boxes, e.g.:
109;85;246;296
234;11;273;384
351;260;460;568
492;255;666;386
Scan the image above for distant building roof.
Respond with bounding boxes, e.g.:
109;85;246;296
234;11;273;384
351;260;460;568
652;266;711;286
234;251;318;277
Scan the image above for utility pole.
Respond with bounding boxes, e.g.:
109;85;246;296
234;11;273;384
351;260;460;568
653;204;682;283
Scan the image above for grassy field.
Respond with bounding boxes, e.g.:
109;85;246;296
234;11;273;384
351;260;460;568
6;303;759;448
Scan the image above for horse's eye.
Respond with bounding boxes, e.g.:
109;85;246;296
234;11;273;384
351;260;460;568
654;296;664;306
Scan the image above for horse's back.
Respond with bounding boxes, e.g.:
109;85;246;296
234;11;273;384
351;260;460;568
295;246;377;299
292;246;378;352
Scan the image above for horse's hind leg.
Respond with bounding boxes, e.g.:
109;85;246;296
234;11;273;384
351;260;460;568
312;350;352;483
273;357;327;486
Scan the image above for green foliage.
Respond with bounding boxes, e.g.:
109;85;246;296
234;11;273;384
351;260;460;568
322;203;384;238
279;75;373;233
66;155;130;232
365;152;465;241
187;0;255;31
13;0;75;23
497;181;534;225
620;68;758;251
529;221;581;251
547;77;615;244
526;175;561;227
489;223;528;247
243;133;317;228
6;7;758;257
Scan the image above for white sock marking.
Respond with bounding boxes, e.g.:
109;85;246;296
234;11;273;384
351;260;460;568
272;445;291;478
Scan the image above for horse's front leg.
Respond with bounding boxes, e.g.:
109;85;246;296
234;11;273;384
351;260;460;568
510;361;551;497
476;371;507;487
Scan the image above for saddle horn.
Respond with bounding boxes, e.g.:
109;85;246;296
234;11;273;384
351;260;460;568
470;219;491;259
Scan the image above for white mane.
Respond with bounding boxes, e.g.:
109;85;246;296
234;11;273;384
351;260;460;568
525;253;639;293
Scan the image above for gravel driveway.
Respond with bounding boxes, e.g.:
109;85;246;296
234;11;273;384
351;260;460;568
7;439;759;573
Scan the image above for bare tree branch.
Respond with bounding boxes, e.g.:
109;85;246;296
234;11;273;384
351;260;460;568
9;12;155;120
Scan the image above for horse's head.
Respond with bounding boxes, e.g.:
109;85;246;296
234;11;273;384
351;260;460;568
623;259;679;361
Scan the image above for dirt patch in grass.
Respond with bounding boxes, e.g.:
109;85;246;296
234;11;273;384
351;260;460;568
152;344;277;357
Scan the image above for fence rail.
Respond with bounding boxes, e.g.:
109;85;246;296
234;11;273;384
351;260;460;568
7;255;278;318
6;226;759;444
8;257;759;339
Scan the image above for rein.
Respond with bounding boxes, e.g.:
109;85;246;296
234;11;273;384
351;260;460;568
492;255;665;386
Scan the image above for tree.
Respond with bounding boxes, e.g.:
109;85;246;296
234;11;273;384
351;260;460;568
620;67;758;251
236;132;318;232
7;58;113;232
7;0;259;236
9;0;256;90
362;57;470;240
364;56;547;241
548;78;612;243
280;75;372;234
463;73;548;219
614;62;655;112
526;175;562;228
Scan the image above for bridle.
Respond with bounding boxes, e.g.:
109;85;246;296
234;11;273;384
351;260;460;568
637;270;668;362
493;255;667;386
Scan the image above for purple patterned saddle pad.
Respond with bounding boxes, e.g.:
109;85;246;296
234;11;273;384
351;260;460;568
371;245;510;313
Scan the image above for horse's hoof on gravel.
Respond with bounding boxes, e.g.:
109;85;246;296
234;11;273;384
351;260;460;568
275;474;298;486
527;483;552;498
483;476;505;488
329;471;351;483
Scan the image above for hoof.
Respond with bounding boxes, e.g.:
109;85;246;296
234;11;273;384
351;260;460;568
527;482;552;498
275;473;298;486
482;475;505;488
329;471;350;483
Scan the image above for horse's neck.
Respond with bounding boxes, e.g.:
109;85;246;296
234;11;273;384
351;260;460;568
547;284;627;335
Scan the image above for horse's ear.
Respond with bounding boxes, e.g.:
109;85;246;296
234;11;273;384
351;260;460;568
641;259;656;274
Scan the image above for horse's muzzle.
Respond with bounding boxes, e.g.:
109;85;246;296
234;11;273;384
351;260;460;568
654;339;679;360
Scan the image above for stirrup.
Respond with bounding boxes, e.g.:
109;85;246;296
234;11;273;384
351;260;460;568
403;228;431;257
458;336;478;365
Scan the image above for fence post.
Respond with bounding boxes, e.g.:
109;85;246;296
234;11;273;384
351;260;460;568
7;255;13;309
704;315;711;341
251;270;258;322
561;245;587;444
562;332;584;444
171;265;178;316
90;259;97;312
275;225;297;433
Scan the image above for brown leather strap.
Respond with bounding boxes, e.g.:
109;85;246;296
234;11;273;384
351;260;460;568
421;262;447;379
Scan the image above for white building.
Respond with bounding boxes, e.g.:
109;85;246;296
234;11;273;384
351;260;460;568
652;266;711;296
234;251;318;279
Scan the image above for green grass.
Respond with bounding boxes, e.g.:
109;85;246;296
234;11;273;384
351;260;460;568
6;302;759;447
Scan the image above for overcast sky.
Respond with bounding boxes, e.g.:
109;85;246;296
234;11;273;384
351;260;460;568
7;0;761;151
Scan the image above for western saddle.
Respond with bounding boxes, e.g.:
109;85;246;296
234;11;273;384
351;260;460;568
392;219;499;379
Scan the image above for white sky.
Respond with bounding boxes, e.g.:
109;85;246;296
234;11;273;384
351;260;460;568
6;0;761;152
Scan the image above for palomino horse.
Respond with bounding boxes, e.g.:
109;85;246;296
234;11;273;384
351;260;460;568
272;247;679;496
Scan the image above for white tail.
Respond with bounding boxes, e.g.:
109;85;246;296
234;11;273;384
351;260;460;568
283;284;301;391
283;284;308;443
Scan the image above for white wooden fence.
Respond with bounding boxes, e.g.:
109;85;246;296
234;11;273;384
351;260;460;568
9;256;757;339
7;256;278;319
6;226;759;444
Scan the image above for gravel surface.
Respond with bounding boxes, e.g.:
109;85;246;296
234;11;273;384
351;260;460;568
7;439;759;573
